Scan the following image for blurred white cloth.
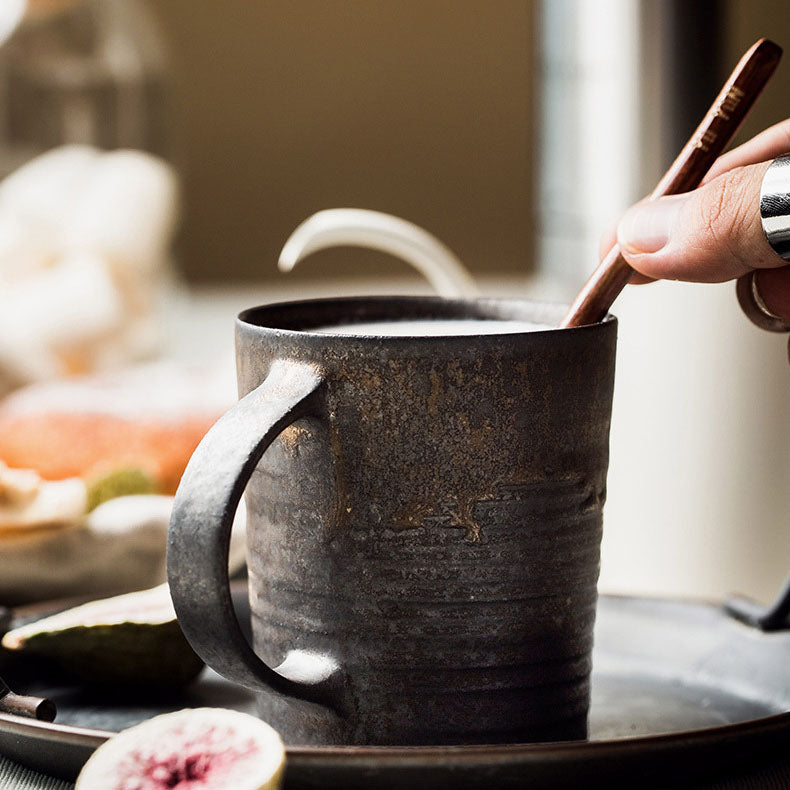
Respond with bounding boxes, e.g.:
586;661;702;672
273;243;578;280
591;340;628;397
0;145;179;393
0;493;247;605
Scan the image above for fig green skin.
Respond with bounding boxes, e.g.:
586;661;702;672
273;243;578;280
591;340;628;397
86;467;157;512
10;620;203;689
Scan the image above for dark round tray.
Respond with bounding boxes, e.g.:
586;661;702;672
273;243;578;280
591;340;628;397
1;593;789;788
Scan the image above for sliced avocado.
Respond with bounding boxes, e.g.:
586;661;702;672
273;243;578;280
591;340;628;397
1;585;203;689
86;467;157;512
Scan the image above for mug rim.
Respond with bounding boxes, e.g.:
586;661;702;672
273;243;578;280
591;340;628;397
237;295;616;339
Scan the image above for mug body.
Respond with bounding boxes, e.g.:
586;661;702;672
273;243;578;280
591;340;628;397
234;296;617;746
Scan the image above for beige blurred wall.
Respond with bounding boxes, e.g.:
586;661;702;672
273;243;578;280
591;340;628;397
144;1;790;284
724;1;790;145
144;1;534;283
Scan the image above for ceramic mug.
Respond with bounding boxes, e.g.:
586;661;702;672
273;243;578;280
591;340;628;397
167;295;617;746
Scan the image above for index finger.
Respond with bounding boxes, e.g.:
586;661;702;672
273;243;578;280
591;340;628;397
702;118;790;183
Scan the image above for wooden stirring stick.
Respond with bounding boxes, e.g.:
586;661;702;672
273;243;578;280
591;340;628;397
560;38;783;328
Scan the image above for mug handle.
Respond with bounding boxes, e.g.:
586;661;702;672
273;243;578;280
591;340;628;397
167;360;346;710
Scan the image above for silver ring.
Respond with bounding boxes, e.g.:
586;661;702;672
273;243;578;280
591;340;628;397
761;153;790;260
736;270;789;332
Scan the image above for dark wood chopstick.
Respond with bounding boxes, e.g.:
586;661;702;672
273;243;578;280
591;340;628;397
560;38;783;328
0;672;56;721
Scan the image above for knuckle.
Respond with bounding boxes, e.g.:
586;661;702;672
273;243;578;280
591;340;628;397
776;118;790;152
695;167;756;269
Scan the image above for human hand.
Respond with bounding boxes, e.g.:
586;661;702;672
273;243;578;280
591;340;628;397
609;120;790;326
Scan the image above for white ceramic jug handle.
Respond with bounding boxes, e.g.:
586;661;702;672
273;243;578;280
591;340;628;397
278;208;480;298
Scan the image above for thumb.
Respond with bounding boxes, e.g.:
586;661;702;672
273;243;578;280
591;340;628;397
616;162;784;283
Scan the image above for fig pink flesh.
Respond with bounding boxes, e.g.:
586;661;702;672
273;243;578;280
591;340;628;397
119;728;259;789
76;709;284;790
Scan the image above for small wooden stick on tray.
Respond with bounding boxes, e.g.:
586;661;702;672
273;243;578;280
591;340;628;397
0;672;55;721
560;38;783;329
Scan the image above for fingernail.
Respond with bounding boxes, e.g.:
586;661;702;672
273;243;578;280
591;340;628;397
617;195;688;254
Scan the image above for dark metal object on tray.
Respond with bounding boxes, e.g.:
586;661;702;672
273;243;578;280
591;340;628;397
726;575;790;632
168;296;617;746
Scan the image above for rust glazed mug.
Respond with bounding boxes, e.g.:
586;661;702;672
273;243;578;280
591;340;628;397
167;296;617;746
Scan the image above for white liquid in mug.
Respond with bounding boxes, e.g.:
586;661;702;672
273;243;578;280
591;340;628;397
312;318;547;336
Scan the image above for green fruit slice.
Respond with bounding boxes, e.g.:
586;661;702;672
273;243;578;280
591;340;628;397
75;707;285;790
86;467;157;512
1;584;203;689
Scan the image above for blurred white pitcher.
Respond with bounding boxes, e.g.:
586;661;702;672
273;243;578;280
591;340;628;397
279;208;479;299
